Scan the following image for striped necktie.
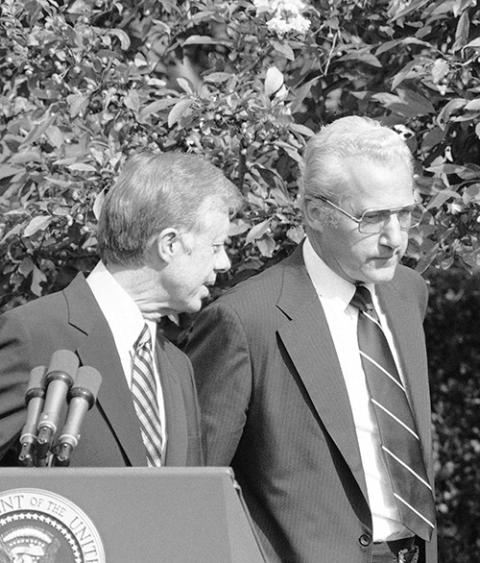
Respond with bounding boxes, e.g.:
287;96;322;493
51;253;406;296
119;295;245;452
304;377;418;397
131;324;163;467
351;285;435;540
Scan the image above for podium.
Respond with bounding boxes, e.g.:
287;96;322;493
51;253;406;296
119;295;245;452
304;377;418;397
0;467;266;562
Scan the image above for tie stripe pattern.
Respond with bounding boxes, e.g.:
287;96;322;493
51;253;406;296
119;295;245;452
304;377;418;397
351;285;435;540
131;324;163;467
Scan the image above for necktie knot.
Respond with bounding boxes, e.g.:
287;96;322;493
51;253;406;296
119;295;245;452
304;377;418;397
351;285;375;314
135;323;152;351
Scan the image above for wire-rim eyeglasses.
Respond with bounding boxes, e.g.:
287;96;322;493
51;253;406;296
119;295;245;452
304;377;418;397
308;194;424;234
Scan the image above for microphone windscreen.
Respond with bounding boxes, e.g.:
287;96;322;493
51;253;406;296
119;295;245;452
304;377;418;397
46;350;79;384
73;366;102;400
27;366;46;391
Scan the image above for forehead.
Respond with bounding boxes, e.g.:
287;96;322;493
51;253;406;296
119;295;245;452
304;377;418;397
342;156;414;210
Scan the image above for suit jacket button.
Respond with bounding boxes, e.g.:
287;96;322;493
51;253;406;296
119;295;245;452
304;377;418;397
359;533;372;547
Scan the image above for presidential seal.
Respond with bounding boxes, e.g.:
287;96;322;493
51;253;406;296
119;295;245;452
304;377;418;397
0;489;105;563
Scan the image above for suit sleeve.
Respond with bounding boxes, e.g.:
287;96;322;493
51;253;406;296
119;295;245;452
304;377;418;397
0;312;35;461
185;301;252;466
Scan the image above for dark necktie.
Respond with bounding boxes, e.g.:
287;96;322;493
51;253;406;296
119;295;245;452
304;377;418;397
131;324;163;467
351;285;435;540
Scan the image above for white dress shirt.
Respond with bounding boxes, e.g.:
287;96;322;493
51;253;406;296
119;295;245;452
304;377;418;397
303;238;411;541
86;261;167;459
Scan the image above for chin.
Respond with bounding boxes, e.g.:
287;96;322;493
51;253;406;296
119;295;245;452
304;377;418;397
186;296;207;314
365;267;398;284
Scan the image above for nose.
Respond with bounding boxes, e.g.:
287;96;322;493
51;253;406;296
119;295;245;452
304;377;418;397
379;213;404;248
215;246;231;274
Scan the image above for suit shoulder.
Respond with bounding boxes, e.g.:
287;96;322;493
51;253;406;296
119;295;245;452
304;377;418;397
215;261;286;310
393;265;428;315
395;264;427;290
0;290;67;327
162;336;192;370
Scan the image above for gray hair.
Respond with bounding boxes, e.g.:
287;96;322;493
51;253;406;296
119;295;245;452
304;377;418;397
97;152;242;266
301;116;414;205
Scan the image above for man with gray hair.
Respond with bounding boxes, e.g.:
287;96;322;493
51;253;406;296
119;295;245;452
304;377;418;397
0;151;241;468
186;116;437;562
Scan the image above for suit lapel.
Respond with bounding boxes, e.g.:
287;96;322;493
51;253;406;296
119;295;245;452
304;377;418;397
64;274;147;466
276;249;368;499
156;337;188;466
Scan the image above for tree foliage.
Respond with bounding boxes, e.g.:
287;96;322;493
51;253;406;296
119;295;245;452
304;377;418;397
0;0;479;559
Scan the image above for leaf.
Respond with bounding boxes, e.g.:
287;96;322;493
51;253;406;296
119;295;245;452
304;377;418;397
426;190;460;210
286;225;305;244
399;88;435;115
10;150;42;164
183;35;228;46
18;256;34;277
108;29;131;50
257;237;276;258
391;60;420;90
167;99;192;128
276;141;303;163
338;51;382;68
203;72;234;84
372;92;401;106
464;99;480;111
272;40;295;61
289;123;315;137
453;0;477;17
452;11;470;52
67;93;89;118
31;265;47;296
290;76;320;114
23;215;51;237
264;66;284;98
388;0;431;21
176;77;193;94
246;219;271;243
124;89;140;113
463;184;480;204
422;127;445;151
45;125;64;147
375;37;431;56
437;98;467;128
228;219;250;237
67;163;97;172
0;164;23;180
139;98;177;121
134;53;148;67
464;37;480;49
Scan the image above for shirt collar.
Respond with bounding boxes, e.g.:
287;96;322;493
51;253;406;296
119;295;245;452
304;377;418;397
87;261;157;351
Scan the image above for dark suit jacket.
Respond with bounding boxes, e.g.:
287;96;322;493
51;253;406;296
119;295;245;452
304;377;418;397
0;273;203;467
186;246;436;563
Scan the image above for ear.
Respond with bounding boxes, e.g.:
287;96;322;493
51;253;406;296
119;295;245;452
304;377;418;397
303;198;326;232
153;228;182;264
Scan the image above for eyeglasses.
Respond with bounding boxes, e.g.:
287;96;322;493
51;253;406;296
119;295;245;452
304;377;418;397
310;194;424;234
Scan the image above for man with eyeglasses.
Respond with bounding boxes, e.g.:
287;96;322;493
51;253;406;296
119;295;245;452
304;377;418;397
186;116;437;563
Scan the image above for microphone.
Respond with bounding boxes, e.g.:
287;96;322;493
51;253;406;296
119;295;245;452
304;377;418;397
18;366;47;466
36;350;79;465
54;366;102;466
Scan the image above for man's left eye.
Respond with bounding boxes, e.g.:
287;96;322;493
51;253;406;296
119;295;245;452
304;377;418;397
212;243;224;254
363;211;390;224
